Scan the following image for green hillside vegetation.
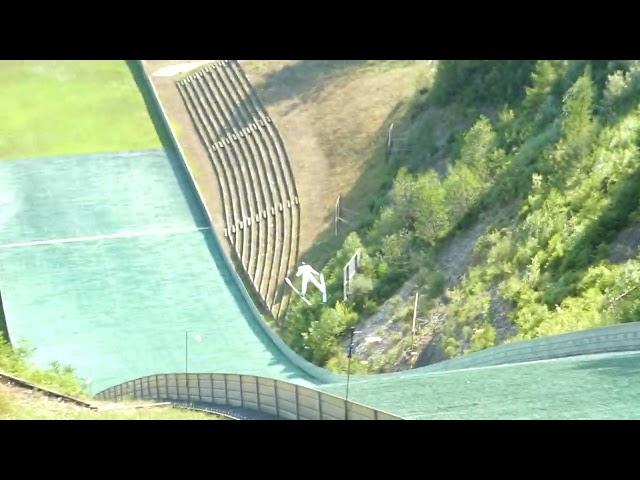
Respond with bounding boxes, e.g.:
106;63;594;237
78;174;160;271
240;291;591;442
0;333;87;397
0;333;219;419
280;61;640;372
0;61;161;160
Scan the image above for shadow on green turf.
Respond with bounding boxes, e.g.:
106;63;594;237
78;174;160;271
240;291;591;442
126;61;210;230
571;352;640;379
126;61;176;155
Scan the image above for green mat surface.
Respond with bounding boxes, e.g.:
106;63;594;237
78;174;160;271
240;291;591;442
322;350;640;419
0;151;207;243
0;151;315;393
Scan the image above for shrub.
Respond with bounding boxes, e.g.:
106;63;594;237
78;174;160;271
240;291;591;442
469;323;497;352
426;271;446;299
0;334;85;397
302;302;358;365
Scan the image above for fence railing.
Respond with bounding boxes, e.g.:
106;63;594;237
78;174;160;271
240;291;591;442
95;373;401;420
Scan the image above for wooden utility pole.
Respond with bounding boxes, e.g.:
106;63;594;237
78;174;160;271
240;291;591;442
411;292;419;350
335;195;341;236
386;123;394;162
185;331;189;404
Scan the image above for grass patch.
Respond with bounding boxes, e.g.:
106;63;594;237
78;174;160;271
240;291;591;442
243;60;436;265
0;61;162;160
0;383;222;420
0;332;222;420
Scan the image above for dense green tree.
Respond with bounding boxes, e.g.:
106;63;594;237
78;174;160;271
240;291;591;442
443;165;484;224
458;116;499;175
302;301;358;364
414;171;449;245
431;61;536;108
559;69;596;162
470;323;497;352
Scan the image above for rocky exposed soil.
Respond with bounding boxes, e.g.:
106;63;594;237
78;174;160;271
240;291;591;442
609;222;640;264
348;215;493;370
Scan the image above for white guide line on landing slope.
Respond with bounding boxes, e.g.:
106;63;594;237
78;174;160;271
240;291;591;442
0;225;211;249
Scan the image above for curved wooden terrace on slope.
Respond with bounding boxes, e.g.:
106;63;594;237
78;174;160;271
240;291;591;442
177;60;300;321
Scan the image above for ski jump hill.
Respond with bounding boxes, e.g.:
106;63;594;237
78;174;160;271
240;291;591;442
1;60;640;419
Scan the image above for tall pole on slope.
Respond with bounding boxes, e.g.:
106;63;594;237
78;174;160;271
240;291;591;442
335;195;341;237
185;330;189;405
345;327;355;420
412;291;419;351
386;122;394;162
